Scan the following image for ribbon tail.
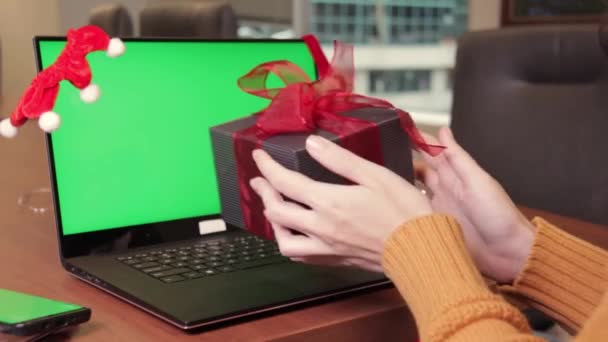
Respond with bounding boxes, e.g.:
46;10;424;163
303;34;331;79
395;109;445;156
233;127;275;240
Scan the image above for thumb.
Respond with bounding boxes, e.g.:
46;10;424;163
305;135;388;187
438;127;485;186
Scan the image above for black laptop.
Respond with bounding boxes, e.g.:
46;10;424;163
35;37;389;330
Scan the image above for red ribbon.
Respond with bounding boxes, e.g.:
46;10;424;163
233;35;443;239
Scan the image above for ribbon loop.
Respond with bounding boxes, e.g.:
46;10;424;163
238;60;311;100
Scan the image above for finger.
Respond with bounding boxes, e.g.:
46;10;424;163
253;149;323;206
250;177;320;236
423;166;440;194
438;127;485;186
290;255;345;266
271;223;334;257
305;135;390;187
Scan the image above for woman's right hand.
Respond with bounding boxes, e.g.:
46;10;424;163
419;127;534;283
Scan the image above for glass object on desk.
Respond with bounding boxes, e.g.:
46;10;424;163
17;187;52;215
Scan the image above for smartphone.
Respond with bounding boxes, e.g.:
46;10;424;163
0;289;91;336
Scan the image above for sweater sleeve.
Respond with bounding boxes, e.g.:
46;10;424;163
382;214;544;342
500;217;608;332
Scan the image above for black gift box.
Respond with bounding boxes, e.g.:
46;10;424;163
210;107;414;231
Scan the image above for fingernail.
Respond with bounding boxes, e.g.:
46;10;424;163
306;135;326;151
252;149;263;160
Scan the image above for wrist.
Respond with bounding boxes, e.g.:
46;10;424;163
504;219;535;283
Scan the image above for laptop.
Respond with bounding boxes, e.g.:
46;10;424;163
35;37;389;330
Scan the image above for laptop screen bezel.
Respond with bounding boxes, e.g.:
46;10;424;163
35;37;313;259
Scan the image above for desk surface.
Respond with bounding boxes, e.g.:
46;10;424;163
1;125;607;341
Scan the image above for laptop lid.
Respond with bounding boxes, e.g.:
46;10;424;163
35;38;316;259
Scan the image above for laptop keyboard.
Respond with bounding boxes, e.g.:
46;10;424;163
117;235;288;284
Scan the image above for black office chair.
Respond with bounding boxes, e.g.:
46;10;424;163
452;24;608;225
450;24;608;332
139;0;238;38
89;3;134;37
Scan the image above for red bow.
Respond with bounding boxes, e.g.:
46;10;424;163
237;35;444;155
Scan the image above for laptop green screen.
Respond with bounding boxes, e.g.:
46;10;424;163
39;40;316;236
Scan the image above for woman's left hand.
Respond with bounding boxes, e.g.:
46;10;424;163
250;135;432;273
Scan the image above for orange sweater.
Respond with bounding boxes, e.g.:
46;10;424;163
382;215;608;342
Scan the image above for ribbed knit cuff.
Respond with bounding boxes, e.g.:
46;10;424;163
509;217;608;330
382;214;532;342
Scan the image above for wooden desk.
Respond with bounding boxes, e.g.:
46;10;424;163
1;126;608;341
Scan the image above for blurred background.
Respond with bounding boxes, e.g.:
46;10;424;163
0;0;604;129
0;0;498;129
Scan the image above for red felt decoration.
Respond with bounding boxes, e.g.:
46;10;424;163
0;25;125;138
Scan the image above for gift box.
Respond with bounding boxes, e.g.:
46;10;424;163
211;107;414;235
210;35;442;240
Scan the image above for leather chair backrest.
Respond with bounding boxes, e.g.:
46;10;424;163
451;25;608;225
140;1;237;38
89;3;134;37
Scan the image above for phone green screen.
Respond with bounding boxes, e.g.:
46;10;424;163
0;289;82;324
39;40;316;236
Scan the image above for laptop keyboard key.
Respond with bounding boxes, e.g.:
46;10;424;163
202;269;217;276
151;268;190;278
219;266;234;273
172;262;188;268
183;271;203;279
143;265;171;273
123;259;140;265
161;275;185;283
133;262;159;269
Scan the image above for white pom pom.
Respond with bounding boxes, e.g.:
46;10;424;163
106;38;126;58
0;118;18;138
38;111;61;132
80;84;101;103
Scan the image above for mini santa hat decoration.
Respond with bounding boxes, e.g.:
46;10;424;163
0;25;125;138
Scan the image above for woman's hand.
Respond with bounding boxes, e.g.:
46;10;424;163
250;135;432;273
419;127;534;283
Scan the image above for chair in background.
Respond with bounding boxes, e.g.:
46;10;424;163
450;24;608;332
451;24;608;226
89;3;134;37
139;1;238;38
